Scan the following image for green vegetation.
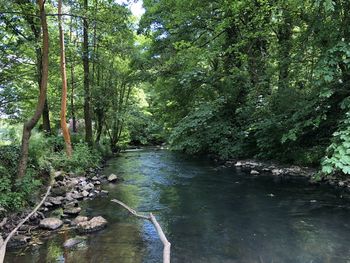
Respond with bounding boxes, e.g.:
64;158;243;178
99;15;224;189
1;0;350;210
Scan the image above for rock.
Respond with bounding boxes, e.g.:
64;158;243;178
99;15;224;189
267;193;275;197
82;183;94;191
40;218;63;230
94;181;101;185
71;192;84;200
82;190;89;197
51;187;67;197
7;235;31;248
47;196;64;206
67;178;79;188
72;216;88;226
272;169;283;176
338;181;345;187
54;171;64;181
64;206;81;216
63;219;71;224
107;174;118;182
100;190;109;196
92;176;99;181
63;237;84;248
235;161;242;167
77;216;107;233
44;202;53;207
250;170;260;175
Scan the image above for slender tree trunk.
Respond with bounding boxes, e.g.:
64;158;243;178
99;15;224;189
58;0;72;156
17;0;51;135
277;7;292;89
18;0;49;178
83;0;93;146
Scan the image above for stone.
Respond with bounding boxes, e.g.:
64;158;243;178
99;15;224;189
7;235;31;248
82;183;94;191
44;202;53;207
72;216;88;226
77;216;107;233
71;192;84;200
40;218;63;230
82;190;89;197
54;171;64;181
64;206;81;216
338;181;345;187
94;181;101;185
272;169;283;176
63;237;84;248
100;190;109;196
107;174;118;182
51;187;67;197
235;161;243;167
250;170;260;175
92;176;99;181
47;197;63;206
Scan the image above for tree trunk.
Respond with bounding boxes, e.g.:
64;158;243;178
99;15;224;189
58;0;72;156
17;0;51;135
18;0;49;178
83;0;93;146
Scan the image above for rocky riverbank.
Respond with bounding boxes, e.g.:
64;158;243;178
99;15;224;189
225;159;350;191
0;168;122;249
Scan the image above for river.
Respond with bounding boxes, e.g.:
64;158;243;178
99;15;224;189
5;149;350;262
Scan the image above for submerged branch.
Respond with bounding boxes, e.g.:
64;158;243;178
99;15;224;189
111;199;171;263
0;185;52;263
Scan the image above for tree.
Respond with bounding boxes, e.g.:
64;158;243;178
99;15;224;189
17;0;49;178
58;0;72;156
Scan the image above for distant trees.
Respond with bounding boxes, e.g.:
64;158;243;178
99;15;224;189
140;0;350;174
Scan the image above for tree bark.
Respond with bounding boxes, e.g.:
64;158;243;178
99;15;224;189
58;0;72;156
18;0;49;178
83;0;93;146
17;0;51;135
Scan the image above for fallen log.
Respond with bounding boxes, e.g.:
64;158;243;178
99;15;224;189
0;185;51;263
111;199;171;263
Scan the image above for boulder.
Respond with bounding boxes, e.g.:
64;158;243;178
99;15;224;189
82;190;89;197
64;206;81;216
54;171;64;181
63;237;84;248
250;170;260;175
72;216;88;226
40;218;63;230
76;216;107;233
100;190;109;196
7;235;31;248
107;174;118;182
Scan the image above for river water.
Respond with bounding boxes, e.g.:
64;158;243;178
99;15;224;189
5;149;350;263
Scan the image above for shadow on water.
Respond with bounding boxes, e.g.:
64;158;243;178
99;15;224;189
5;149;350;262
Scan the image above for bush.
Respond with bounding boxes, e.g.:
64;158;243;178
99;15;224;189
0;145;42;210
46;143;102;175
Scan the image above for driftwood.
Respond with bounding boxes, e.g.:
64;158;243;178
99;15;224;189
0;186;51;263
111;199;171;263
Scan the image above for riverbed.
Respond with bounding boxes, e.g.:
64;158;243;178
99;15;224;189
5;149;350;262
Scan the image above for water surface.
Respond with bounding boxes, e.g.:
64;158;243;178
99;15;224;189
6;149;350;262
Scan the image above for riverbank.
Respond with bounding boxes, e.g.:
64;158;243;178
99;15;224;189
224;159;350;191
0;165;121;250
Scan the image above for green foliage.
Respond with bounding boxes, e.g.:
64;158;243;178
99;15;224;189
46;143;101;175
0;145;41;210
322;110;350;175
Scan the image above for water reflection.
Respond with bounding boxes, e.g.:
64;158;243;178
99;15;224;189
6;149;350;263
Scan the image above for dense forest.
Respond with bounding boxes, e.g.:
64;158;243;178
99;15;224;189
1;0;350;213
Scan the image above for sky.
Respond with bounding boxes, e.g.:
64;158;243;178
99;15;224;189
115;0;145;18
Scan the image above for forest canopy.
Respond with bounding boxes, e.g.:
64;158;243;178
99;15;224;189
1;0;350;210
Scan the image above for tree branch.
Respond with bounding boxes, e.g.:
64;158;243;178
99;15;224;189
111;199;171;263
